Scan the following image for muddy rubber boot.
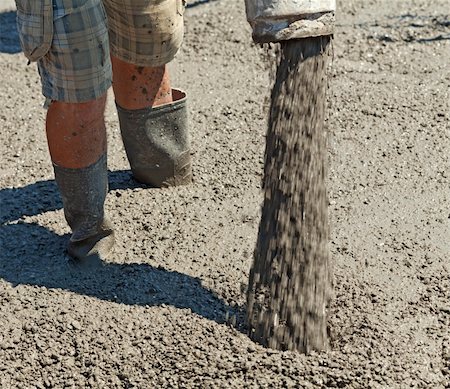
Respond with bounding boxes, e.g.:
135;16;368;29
53;154;115;264
116;89;192;187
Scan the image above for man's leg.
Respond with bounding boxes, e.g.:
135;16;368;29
103;0;192;187
24;0;115;262
46;96;114;262
46;97;107;170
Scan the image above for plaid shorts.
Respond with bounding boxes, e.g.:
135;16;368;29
15;0;185;103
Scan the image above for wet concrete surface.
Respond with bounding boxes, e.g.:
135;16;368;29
1;0;449;387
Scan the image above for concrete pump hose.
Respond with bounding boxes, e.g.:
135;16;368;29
245;0;336;43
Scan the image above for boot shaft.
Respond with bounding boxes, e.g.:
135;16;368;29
53;154;108;242
117;89;192;187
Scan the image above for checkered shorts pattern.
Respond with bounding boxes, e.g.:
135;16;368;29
104;0;185;67
15;0;184;103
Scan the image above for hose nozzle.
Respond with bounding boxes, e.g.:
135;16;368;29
245;0;336;43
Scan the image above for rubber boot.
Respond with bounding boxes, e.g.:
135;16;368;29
53;154;115;263
116;89;192;187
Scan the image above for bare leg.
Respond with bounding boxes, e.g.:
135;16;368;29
111;55;172;110
46;94;114;263
46;95;107;168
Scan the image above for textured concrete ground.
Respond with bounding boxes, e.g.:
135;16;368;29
0;0;449;387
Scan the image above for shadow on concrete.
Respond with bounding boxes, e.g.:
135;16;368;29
0;11;21;54
0;170;245;328
1;170;165;225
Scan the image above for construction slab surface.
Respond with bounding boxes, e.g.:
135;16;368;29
1;0;449;387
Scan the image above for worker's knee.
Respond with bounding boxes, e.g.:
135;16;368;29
47;95;107;123
46;94;108;169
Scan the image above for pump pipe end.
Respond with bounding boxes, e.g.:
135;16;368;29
250;11;335;43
